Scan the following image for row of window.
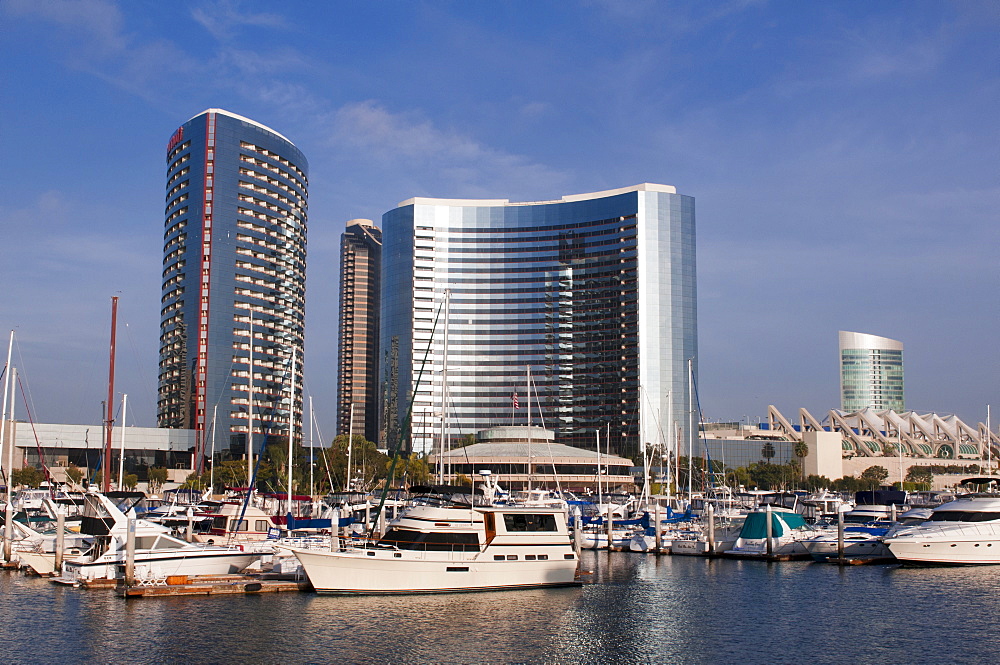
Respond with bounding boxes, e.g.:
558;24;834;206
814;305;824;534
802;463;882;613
238;156;307;195
167;140;192;163
168;166;189;186
239;180;305;214
240;141;308;183
165;179;189;201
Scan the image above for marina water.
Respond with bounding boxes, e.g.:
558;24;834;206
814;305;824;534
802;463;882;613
3;551;997;664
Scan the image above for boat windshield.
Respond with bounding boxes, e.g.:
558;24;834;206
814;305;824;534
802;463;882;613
929;511;1000;522
378;528;480;551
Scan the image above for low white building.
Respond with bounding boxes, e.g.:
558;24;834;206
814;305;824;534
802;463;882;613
1;420;197;485
429;425;635;492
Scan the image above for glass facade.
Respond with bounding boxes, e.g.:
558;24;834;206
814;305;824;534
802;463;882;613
158;109;308;463
337;219;382;443
839;331;904;412
380;184;697;461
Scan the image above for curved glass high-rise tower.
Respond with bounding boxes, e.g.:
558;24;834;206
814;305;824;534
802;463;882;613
380;184;697;460
839;331;904;412
158;109;308;465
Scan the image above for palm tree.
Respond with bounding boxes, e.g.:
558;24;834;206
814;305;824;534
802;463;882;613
794;441;809;482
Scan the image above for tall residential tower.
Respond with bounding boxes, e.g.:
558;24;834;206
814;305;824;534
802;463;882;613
839;331;904;412
158;109;308;464
337;219;382;444
380;184;697;460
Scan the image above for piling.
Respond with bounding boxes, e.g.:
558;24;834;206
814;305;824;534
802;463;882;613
606;509;613;551
54;507;66;573
707;503;716;554
331;508;341;552
653;502;662;552
124;515;136;587
765;504;773;557
837;509;845;562
3;501;12;563
573;507;582;560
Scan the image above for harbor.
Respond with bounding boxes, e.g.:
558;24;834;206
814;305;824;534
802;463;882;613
3;547;998;664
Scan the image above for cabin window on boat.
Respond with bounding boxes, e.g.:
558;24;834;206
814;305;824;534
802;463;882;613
255;520;270;531
930;511;1000;522
503;513;558;532
378;528;480;551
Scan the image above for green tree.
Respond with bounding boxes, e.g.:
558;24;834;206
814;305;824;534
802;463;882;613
905;465;933;489
793;441;809;482
761;442;776;463
122;473;139;490
148;467;168;494
400;453;432;486
65;463;85;487
11;466;45;488
860;465;890;489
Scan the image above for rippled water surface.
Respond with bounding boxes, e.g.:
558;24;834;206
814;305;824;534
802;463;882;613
3;552;999;664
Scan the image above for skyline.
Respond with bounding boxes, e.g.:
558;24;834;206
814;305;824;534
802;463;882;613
2;1;997;435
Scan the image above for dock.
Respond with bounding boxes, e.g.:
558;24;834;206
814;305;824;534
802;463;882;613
117;574;312;598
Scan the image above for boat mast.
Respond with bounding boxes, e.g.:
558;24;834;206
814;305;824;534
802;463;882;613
687;358;693;504
437;289;450;484
596;429;602;509
0;330;13;486
308;396;314;499
117;393;127;489
526;366;532;491
287;346;296;517
346;403;355;491
666;389;673;504
210;404;217;495
103;296;118;493
246;308;254;491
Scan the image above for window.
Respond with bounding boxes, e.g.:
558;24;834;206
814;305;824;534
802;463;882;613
503;513;558;532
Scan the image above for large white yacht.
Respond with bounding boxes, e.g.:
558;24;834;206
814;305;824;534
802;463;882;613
885;493;1000;565
291;486;580;594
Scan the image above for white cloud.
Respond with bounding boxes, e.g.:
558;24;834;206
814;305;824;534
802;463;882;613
191;0;288;42
5;0;127;56
324;101;571;199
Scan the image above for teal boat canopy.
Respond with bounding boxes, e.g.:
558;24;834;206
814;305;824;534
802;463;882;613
739;511;809;539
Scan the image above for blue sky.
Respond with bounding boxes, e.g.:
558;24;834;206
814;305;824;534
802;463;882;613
1;0;997;433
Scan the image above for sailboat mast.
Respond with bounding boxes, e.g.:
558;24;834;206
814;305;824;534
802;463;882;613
103;296;118;493
437;289;450;484
0;330;13;484
117;394;128;489
687;358;693;503
246;308;254;490
346;403;355;490
526;366;531;491
287;347;296;517
210;405;217;495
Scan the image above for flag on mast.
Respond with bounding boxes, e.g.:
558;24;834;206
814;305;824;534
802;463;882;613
512;392;519;409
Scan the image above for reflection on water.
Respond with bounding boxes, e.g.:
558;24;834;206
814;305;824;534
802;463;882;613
3;553;1000;664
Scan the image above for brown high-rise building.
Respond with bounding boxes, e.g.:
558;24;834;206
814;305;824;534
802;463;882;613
337;219;382;444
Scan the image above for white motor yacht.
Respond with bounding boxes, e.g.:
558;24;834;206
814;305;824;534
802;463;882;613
885;494;1000;565
291;486;580;594
60;492;259;582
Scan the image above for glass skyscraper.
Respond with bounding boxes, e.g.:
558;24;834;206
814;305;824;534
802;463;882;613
839;331;904;412
158;109;308;464
380;184;697;460
337;219;382;444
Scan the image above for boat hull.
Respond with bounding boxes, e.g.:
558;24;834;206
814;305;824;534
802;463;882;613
63;551;259;581
886;537;1000;565
293;547;579;594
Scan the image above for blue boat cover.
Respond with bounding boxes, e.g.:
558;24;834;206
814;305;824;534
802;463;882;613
739;511;809;539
